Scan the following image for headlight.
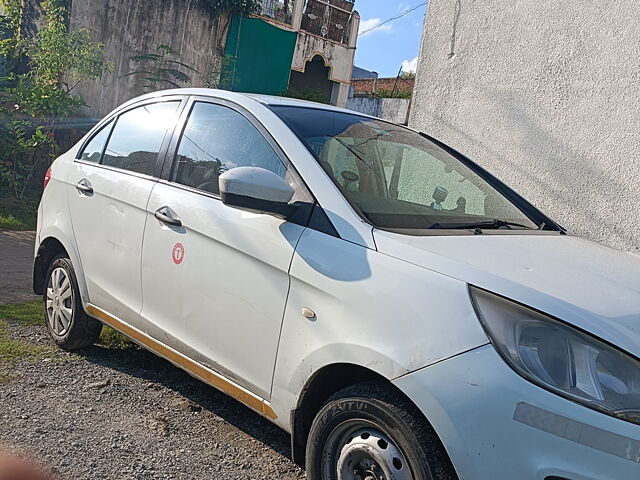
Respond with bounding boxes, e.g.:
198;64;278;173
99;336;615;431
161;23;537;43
470;286;640;425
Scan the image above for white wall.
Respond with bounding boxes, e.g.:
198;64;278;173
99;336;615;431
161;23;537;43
410;0;640;253
346;97;410;125
70;0;224;117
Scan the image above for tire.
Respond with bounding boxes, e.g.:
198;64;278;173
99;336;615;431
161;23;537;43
306;382;458;480
43;255;102;350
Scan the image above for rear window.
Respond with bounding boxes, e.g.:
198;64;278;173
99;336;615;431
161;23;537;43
101;101;179;176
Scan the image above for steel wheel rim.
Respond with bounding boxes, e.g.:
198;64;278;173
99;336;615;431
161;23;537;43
322;419;413;480
46;267;73;336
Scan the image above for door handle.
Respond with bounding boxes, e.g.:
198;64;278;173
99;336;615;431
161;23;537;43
75;179;93;195
154;207;182;227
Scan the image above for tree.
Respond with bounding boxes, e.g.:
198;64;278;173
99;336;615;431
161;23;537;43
0;0;112;203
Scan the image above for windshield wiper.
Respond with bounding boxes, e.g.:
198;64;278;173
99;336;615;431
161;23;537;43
428;219;534;230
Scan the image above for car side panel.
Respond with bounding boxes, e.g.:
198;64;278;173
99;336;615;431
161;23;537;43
270;227;489;428
35;151;91;303
66;161;155;324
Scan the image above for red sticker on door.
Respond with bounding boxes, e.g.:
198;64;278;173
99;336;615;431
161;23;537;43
172;243;185;264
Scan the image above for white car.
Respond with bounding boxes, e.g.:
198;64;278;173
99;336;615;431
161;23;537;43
34;89;639;480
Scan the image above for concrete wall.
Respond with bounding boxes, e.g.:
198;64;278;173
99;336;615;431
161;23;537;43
346;97;410;125
70;0;224;117
410;0;640;253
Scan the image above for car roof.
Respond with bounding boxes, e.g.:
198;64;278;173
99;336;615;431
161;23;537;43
113;88;382;122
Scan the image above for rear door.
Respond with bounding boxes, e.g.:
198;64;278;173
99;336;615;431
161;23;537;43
139;97;313;399
67;97;183;322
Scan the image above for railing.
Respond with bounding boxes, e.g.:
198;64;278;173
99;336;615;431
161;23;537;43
300;0;356;45
258;0;295;25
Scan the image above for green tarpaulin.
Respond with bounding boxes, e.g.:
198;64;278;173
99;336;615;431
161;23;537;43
224;16;297;95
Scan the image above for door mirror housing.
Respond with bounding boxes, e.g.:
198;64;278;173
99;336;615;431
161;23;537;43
219;167;296;219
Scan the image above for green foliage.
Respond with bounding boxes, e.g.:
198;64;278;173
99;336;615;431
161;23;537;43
123;44;199;91
375;88;412;99
0;303;52;363
399;71;416;79
0;197;37;230
99;327;135;350
0;214;27;230
0;301;42;325
0;0;111;206
200;0;261;17
27;0;112;91
281;87;330;104
0;0;22;60
202;54;236;90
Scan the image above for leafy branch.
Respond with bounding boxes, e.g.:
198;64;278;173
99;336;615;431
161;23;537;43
123;44;199;91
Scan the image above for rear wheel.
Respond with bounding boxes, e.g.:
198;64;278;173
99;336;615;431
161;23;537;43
44;256;102;350
306;382;457;480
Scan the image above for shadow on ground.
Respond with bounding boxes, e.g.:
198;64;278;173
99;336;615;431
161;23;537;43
80;343;293;460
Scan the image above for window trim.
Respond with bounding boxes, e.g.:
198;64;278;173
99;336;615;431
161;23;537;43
74;95;187;180
76;117;115;165
161;95;314;205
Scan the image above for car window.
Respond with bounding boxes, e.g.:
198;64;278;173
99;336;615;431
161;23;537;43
272;106;538;231
101;101;180;176
79;119;114;163
172;102;286;195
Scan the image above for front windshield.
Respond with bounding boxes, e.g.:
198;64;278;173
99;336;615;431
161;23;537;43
272;106;538;231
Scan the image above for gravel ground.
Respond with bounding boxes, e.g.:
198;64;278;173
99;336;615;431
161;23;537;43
0;231;39;304
0;321;305;479
0;230;305;479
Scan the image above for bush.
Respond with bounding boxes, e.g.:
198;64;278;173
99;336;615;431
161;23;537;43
374;88;412;99
0;0;112;208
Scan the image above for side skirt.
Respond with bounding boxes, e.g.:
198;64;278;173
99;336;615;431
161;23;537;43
85;303;278;421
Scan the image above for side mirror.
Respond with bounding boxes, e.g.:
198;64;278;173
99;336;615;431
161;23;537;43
219;166;296;219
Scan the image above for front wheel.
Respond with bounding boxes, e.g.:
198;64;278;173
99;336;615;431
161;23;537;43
44;255;102;350
306;382;457;480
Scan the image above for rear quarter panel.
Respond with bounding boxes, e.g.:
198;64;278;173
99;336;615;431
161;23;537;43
36;149;90;303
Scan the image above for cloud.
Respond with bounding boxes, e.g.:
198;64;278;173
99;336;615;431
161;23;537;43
358;18;393;37
401;56;419;73
398;3;411;14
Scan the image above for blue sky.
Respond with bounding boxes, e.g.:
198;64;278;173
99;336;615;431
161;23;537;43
354;1;428;78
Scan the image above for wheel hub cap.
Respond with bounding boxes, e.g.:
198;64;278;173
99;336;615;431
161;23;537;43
324;423;412;480
46;267;73;336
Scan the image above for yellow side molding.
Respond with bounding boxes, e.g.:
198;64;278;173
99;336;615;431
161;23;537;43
86;304;277;420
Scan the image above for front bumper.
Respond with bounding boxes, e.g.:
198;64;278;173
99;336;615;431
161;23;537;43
393;345;640;480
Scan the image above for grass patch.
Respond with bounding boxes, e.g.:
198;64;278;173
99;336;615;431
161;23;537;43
0;301;42;325
0;336;50;362
0;198;37;231
0;301;134;367
0;301;51;363
0;214;31;230
99;326;135;350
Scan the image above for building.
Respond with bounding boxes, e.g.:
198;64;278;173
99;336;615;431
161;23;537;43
6;0;359;117
351;66;378;80
224;0;360;107
410;0;640;253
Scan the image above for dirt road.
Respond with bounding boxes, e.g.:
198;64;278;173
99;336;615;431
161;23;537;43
0;231;38;304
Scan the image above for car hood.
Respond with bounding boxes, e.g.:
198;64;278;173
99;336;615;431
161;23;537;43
374;230;640;357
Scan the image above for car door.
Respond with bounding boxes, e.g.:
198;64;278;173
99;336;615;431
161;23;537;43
139;97;313;399
67;97;183;322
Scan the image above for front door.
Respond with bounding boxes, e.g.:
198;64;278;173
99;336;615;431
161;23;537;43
140;99;311;399
66;99;182;322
